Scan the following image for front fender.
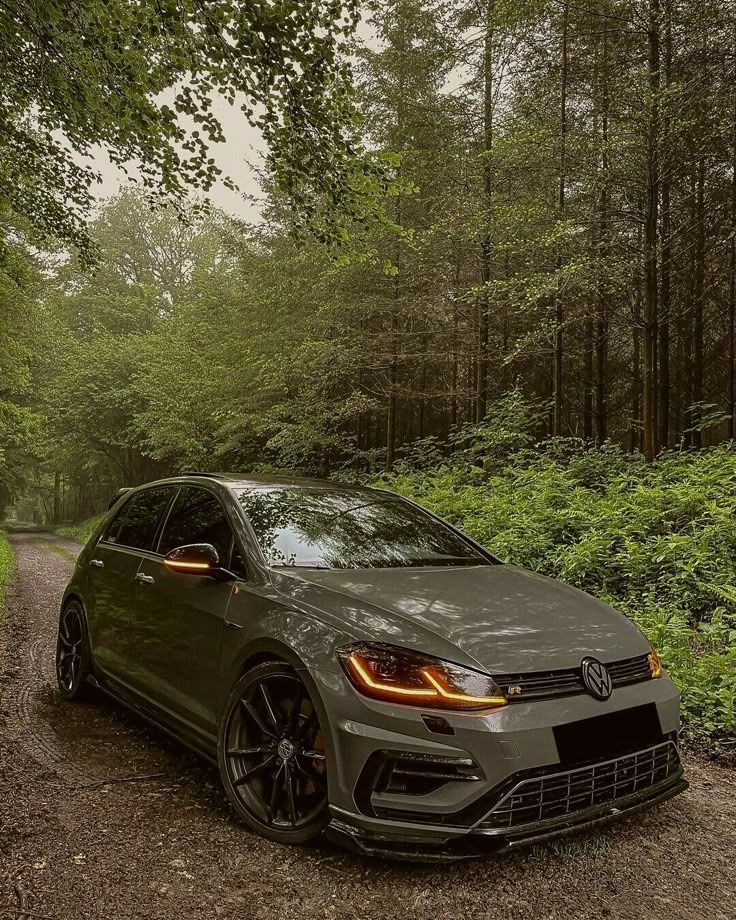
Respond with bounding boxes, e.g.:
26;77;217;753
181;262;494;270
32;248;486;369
220;615;349;804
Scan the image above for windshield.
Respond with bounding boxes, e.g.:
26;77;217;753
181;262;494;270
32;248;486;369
235;487;491;569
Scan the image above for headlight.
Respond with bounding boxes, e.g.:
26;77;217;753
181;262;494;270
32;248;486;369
648;641;663;678
337;643;507;712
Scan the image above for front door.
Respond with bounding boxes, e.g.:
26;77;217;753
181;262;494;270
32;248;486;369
128;486;239;736
86;486;175;681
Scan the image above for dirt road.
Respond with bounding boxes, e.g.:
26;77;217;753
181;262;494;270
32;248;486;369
1;533;734;920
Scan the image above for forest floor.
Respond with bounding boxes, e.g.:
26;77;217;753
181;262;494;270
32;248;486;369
1;533;735;920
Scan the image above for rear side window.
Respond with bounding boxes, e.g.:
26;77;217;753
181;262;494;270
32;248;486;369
158;487;233;561
104;487;174;551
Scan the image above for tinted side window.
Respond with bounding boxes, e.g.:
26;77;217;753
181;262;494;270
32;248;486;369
158;487;233;561
102;504;130;545
107;488;174;551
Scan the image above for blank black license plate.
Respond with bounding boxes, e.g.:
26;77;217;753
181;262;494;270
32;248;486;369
554;704;663;766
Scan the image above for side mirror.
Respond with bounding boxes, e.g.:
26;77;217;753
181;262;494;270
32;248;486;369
163;543;234;581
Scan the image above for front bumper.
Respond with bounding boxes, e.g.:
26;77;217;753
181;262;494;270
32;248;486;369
309;666;687;860
325;742;687;860
327;771;688;861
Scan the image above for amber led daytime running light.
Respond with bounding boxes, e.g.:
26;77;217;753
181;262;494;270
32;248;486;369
422;669;507;706
347;654;507;708
348;655;437;698
164;559;211;571
648;644;663;678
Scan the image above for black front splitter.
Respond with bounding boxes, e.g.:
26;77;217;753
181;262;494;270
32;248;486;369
325;776;689;863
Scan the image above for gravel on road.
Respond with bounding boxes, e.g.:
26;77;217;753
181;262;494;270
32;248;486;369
1;533;734;920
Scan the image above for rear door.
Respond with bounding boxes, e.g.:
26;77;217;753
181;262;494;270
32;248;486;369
85;486;175;682
128;486;240;736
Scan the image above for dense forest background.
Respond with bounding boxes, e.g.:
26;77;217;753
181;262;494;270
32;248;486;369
1;0;735;522
0;0;735;741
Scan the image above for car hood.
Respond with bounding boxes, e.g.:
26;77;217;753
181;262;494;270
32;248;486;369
273;564;648;673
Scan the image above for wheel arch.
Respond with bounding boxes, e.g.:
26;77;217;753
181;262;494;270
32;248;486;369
237;646;289;677
223;637;339;801
58;591;101;677
61;590;85;613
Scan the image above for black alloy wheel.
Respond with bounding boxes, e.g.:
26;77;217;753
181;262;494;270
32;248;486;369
56;601;91;700
218;662;329;844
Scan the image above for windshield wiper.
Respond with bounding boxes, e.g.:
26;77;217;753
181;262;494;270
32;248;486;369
398;556;489;568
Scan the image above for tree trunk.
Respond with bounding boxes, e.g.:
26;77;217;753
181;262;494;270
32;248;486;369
643;0;660;461
632;320;643;453
386;270;400;470
418;335;427;439
632;216;644;453
476;0;495;424
584;314;594;441
451;258;461;429
682;169;697;448
553;0;569;436
691;155;706;448
595;14;610;444
658;0;672;449
475;291;489;422
731;55;736;440
53;472;61;524
385;7;407;471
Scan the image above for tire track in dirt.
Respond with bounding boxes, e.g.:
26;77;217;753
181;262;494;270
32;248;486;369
1;535;107;786
2;535;192;790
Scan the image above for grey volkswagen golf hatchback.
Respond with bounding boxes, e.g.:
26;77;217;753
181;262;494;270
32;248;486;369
57;473;687;859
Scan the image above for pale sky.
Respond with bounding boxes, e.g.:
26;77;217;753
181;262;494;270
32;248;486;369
86;18;378;224
88;90;268;222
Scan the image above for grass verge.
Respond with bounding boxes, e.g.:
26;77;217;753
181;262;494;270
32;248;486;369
54;513;105;544
0;529;15;626
38;538;78;564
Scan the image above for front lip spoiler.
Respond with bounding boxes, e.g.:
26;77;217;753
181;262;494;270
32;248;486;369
325;774;689;863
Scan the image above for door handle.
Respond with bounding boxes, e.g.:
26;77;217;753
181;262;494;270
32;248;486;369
90;559;104;569
135;573;155;585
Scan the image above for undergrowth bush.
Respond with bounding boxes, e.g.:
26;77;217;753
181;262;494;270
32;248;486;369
376;441;736;745
55;514;105;544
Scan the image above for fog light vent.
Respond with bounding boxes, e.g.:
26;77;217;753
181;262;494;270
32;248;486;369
355;751;482;816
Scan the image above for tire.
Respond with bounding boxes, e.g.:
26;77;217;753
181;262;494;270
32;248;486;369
56;600;92;701
218;661;329;845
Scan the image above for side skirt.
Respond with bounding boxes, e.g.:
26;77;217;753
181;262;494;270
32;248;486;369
87;673;219;766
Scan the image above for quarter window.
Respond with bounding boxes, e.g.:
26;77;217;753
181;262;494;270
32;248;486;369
158;487;234;562
105;487;174;551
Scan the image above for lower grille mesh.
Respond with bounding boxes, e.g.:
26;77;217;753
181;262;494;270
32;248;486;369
480;742;681;830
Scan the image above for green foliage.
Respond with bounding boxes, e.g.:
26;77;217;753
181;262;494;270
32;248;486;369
0;237;44;518
377;433;736;743
55;515;106;545
394;436;447;472
0;530;14;625
0;0;387;260
450;389;549;469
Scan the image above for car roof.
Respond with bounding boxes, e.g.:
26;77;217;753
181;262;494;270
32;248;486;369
163;472;388;494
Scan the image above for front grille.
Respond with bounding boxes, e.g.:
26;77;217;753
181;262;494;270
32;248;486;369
480;741;681;830
608;655;654;686
495;654;652;702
